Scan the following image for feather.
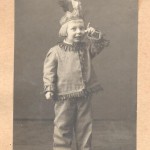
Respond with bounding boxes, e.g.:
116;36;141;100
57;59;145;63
58;0;70;12
71;0;81;10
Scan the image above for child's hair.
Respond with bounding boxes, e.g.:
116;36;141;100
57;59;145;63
59;23;68;37
59;19;85;37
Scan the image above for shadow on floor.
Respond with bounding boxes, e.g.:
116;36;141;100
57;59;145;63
13;120;136;150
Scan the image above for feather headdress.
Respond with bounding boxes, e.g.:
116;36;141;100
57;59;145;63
58;0;84;25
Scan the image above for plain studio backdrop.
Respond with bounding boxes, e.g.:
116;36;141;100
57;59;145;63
14;0;137;121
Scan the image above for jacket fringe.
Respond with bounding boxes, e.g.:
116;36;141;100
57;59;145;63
57;84;103;100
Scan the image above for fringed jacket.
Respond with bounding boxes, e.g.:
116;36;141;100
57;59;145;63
43;37;108;100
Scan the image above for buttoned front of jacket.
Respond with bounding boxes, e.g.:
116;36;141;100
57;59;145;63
56;44;85;94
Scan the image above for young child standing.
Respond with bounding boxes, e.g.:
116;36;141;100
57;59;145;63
43;0;108;150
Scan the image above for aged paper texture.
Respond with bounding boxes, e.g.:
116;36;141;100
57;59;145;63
0;0;150;150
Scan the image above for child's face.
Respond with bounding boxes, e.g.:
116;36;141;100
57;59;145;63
66;20;85;44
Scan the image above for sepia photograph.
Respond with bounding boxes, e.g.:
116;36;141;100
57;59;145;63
13;0;137;150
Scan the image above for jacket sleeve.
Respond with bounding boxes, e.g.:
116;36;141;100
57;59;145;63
89;35;109;59
43;48;58;94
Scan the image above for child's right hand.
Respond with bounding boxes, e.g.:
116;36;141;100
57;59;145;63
45;92;54;100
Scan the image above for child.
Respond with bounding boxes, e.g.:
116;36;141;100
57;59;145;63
43;0;108;150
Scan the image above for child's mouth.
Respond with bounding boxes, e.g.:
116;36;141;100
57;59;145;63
75;36;82;40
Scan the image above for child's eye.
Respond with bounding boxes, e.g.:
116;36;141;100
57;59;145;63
80;27;84;30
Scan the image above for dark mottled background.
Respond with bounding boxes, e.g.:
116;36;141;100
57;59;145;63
14;0;137;120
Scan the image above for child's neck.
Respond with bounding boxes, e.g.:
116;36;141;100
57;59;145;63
64;39;73;45
64;39;82;46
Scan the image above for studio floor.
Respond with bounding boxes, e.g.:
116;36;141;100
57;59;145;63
13;120;136;150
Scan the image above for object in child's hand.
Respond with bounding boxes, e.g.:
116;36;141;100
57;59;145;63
87;30;102;40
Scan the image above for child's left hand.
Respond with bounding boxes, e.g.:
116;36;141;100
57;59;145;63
85;23;96;35
85;23;102;40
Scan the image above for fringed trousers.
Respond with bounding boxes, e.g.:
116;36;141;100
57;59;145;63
53;96;93;150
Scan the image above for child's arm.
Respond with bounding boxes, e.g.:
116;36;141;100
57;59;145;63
43;48;57;99
89;35;109;59
86;23;109;59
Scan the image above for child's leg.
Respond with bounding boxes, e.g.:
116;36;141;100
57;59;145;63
74;96;93;150
53;99;76;150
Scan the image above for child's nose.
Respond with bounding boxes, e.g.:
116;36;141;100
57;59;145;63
76;29;81;34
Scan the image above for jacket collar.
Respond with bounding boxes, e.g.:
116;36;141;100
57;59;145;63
58;41;86;51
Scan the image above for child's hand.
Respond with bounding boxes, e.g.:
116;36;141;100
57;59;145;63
85;23;96;35
45;92;54;100
85;22;102;40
